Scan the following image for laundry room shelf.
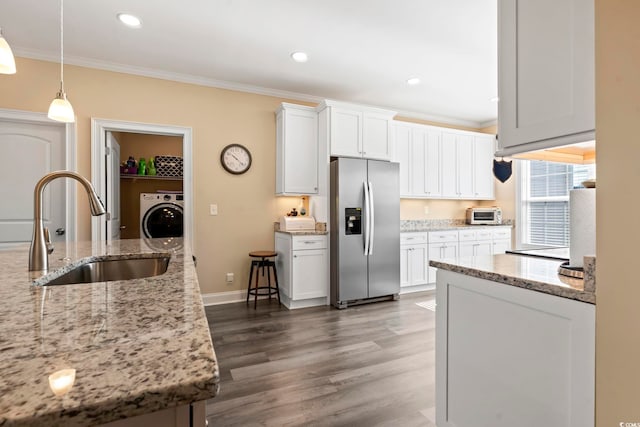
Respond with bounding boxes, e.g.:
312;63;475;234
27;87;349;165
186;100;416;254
120;175;183;181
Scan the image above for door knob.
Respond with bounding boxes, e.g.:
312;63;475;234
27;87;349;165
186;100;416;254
55;228;65;236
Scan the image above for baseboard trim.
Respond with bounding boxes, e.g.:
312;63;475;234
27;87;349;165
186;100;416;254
201;290;247;306
400;283;436;295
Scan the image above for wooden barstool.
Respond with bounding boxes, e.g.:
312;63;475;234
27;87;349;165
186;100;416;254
246;251;281;309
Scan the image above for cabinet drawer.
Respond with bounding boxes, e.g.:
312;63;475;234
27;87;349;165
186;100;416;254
476;229;494;241
401;232;428;245
493;228;512;240
458;229;478;242
292;235;327;250
428;230;459;243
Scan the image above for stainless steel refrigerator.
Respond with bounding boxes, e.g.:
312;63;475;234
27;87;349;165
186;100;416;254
330;158;400;308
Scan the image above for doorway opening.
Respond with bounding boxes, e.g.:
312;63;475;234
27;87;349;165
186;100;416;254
91;119;193;251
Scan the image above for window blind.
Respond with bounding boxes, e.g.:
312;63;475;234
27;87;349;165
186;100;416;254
522;161;595;247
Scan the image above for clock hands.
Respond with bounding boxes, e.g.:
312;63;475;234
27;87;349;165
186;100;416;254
229;152;246;167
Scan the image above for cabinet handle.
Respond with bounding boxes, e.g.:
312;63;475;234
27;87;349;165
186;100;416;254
314;187;318;191
294;255;297;258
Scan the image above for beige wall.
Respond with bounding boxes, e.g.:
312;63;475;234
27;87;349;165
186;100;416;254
0;57;516;294
399;123;516;221
595;0;640;423
0;57;302;294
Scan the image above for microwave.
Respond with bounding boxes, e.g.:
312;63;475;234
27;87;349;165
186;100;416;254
466;207;502;225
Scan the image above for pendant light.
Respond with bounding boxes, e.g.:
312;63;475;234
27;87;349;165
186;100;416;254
0;27;17;74
48;0;75;123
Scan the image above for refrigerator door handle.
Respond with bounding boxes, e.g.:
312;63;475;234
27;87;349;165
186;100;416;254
363;181;370;256
368;181;374;255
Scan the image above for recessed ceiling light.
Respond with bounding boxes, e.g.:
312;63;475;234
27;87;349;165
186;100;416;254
407;77;421;85
490;96;499;102
291;52;308;63
117;13;142;28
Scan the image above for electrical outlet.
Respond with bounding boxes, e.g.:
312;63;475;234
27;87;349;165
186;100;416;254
210;204;218;216
424;206;430;215
225;273;234;283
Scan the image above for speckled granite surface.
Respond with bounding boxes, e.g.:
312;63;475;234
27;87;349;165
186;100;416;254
275;230;328;236
430;253;595;304
400;219;514;232
0;239;219;426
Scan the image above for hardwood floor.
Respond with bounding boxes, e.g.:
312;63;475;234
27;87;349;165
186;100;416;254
205;291;436;426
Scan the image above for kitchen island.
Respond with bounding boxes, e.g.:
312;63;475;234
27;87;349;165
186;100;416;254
431;254;595;427
0;239;219;426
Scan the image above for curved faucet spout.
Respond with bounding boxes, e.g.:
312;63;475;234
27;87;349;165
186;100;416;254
29;171;106;272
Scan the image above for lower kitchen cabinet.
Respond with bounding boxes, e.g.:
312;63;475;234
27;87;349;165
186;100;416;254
400;233;429;290
427;230;459;284
275;232;328;309
100;401;206;427
436;270;594;427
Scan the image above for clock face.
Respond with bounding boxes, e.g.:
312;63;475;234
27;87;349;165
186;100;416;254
220;144;252;175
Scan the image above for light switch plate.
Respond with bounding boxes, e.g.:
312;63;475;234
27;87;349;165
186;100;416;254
424;206;430;215
210;204;218;216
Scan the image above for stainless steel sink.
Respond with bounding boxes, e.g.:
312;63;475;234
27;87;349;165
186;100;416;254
42;255;171;286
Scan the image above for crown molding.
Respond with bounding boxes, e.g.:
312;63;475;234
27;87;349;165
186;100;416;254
14;47;496;129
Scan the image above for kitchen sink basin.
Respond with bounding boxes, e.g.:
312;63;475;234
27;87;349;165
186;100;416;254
42;255;171;286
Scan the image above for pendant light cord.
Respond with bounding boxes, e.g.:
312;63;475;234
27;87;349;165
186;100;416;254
59;0;64;92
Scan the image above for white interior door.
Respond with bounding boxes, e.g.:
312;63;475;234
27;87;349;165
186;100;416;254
0;119;66;247
106;132;121;240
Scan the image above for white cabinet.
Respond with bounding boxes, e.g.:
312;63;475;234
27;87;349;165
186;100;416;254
472;135;496;199
393;123;412;197
101;401;206;427
400;233;428;289
497;0;595;156
442;131;494;200
436;270;594;427
459;228;493;258
492;227;512;254
318;100;395;161
427;230;459;283
275;232;328;309
276;103;318;195
393;121;494;200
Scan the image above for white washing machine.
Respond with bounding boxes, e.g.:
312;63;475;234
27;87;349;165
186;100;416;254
140;193;184;238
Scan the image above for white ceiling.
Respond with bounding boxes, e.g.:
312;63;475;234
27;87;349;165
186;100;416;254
0;0;498;127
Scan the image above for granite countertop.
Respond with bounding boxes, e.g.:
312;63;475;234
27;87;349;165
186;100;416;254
430;253;595;304
0;238;219;426
275;230;328;236
400;219;513;233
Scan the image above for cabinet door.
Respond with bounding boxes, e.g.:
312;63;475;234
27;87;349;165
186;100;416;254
441;133;458;198
400;245;411;287
330;108;362;157
428;243;458;283
498;0;594;154
409;244;428;286
457;135;474;199
394;124;412;197
459;242;475;259
292;249;328;299
424;130;442;197
362;113;391;160
493;239;512;254
476;241;493;256
282;108;318;194
473;135;495;200
410;128;426;196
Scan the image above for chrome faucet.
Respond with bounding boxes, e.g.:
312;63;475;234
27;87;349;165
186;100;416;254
29;171;106;272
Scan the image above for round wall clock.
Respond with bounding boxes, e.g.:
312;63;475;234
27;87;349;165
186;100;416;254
220;143;252;175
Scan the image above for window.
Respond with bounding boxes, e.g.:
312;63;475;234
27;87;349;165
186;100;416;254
518;160;595;248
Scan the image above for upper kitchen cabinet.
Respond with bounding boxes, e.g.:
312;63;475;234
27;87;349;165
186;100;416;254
394;120;495;200
497;0;595;156
276;103;319;195
317;100;396;161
